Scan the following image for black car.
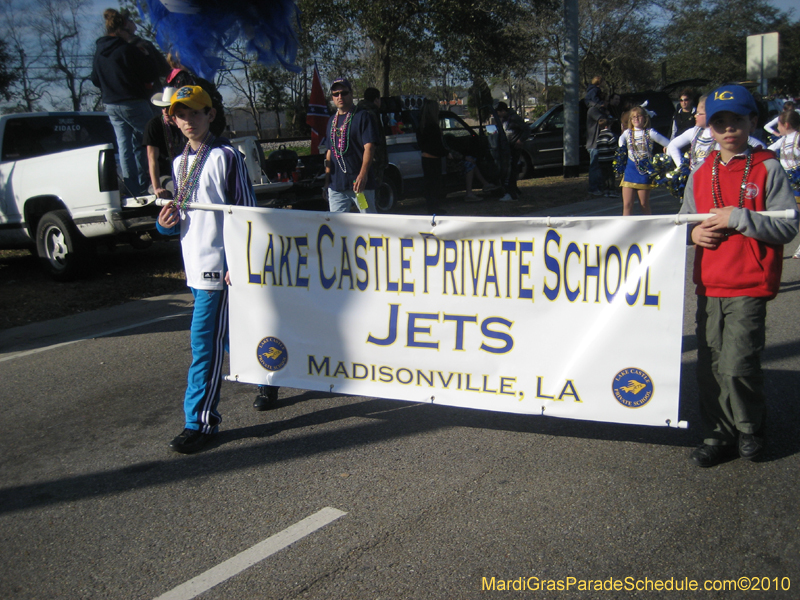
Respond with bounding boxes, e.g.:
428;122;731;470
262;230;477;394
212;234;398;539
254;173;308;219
518;91;675;178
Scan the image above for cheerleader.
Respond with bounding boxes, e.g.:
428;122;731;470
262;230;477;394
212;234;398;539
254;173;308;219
666;95;766;200
618;106;670;215
768;109;800;257
667;95;711;171
764;101;798;140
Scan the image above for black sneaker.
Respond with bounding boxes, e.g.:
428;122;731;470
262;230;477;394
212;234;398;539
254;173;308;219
738;433;764;461
689;444;733;468
169;428;215;454
254;385;279;411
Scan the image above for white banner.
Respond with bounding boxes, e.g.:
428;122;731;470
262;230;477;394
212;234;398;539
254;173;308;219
224;207;688;428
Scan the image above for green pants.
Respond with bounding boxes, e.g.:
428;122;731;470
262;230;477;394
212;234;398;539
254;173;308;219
695;296;767;446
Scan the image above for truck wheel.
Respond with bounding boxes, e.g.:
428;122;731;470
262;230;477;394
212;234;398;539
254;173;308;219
35;210;89;281
375;178;399;213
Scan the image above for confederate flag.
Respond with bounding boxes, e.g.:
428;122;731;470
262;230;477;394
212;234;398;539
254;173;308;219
306;66;329;154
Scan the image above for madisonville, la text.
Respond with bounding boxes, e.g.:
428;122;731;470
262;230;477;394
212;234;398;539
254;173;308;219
243;224;663;307
306;354;583;402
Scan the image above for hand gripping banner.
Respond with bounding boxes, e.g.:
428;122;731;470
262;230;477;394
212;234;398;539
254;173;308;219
223;208;688;428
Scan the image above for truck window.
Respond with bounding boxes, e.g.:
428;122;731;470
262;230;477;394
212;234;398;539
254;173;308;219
2;115;116;161
439;116;472;138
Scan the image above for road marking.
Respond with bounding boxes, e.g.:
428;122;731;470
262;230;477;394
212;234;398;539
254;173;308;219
153;507;347;600
0;313;191;363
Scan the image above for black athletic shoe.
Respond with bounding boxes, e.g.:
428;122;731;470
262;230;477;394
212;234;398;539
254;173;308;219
169;428;215;454
689;444;733;467
254;385;279;411
738;433;765;461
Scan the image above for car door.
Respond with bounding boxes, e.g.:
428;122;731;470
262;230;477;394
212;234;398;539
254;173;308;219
524;105;566;170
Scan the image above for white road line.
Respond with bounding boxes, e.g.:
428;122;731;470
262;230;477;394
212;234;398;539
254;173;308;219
153;507;347;600
0;312;191;363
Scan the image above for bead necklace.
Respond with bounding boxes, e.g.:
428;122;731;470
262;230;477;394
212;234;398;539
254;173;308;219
173;132;214;212
711;150;753;209
630;128;652;174
330;110;353;174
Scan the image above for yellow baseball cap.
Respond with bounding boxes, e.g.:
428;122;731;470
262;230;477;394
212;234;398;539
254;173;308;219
168;86;212;115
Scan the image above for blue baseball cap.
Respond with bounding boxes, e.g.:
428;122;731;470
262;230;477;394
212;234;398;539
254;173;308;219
330;78;352;92
705;85;758;122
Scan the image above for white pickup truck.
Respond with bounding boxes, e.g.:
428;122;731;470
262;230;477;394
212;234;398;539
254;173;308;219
0;112;161;281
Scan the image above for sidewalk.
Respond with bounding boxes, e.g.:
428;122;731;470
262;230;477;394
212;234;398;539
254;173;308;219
0;292;193;358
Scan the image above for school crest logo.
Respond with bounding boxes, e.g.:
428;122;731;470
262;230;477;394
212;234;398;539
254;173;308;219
612;368;654;408
257;337;288;371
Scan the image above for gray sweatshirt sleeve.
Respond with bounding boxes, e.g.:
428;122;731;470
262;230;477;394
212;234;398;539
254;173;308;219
728;160;799;244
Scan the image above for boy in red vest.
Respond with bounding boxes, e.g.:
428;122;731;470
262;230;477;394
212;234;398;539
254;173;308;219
679;85;799;467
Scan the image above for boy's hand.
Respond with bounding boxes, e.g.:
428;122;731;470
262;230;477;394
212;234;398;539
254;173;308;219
706;206;734;230
691;212;733;249
158;203;179;228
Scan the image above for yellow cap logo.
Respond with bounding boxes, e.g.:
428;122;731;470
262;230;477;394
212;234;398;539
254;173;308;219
713;90;734;101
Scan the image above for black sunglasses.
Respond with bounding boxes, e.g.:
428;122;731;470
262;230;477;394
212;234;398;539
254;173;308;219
331;90;350;97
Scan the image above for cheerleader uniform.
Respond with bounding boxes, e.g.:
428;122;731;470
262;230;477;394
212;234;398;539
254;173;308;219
768;131;800;257
768;130;799;187
618;128;670;189
764;109;800;139
668;128;766;171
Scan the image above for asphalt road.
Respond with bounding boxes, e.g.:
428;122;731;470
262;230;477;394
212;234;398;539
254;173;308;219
1;190;799;599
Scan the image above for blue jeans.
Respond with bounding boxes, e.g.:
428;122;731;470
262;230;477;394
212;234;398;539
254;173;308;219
588;148;602;193
106;100;154;197
328;189;376;213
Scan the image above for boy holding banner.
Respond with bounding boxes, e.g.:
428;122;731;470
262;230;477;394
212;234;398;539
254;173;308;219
156;86;278;454
679;85;799;467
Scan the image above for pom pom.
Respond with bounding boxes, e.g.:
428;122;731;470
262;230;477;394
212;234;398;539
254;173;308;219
613;145;627;175
787;165;800;194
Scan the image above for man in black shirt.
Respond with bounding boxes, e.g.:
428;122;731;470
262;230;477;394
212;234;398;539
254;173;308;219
142;87;185;198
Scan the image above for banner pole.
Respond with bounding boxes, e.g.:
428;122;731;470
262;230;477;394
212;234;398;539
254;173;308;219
156;200;797;224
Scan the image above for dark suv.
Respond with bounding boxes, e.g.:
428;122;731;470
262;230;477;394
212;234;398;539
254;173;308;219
518;91;675;178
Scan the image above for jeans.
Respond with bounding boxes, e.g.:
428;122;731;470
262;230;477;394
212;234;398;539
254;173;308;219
106;100;155;197
328;188;376;213
588;148;602;192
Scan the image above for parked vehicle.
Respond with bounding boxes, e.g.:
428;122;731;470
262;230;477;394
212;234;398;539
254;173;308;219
373;97;497;213
256;97;499;214
517;91;674;178
0;112;160;280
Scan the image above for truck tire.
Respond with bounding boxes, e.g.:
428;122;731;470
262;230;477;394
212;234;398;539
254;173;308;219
375;177;399;213
35;210;90;281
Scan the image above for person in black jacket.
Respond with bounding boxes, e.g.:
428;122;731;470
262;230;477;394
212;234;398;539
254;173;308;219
416;99;452;214
91;9;160;197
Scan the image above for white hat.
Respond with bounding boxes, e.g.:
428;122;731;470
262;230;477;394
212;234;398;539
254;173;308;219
151;87;178;107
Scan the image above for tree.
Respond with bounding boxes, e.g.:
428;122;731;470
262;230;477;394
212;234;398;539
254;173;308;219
34;0;94;111
1;0;96;112
528;0;661;96
661;0;783;86
254;65;293;138
772;20;800;96
0;39;18;103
